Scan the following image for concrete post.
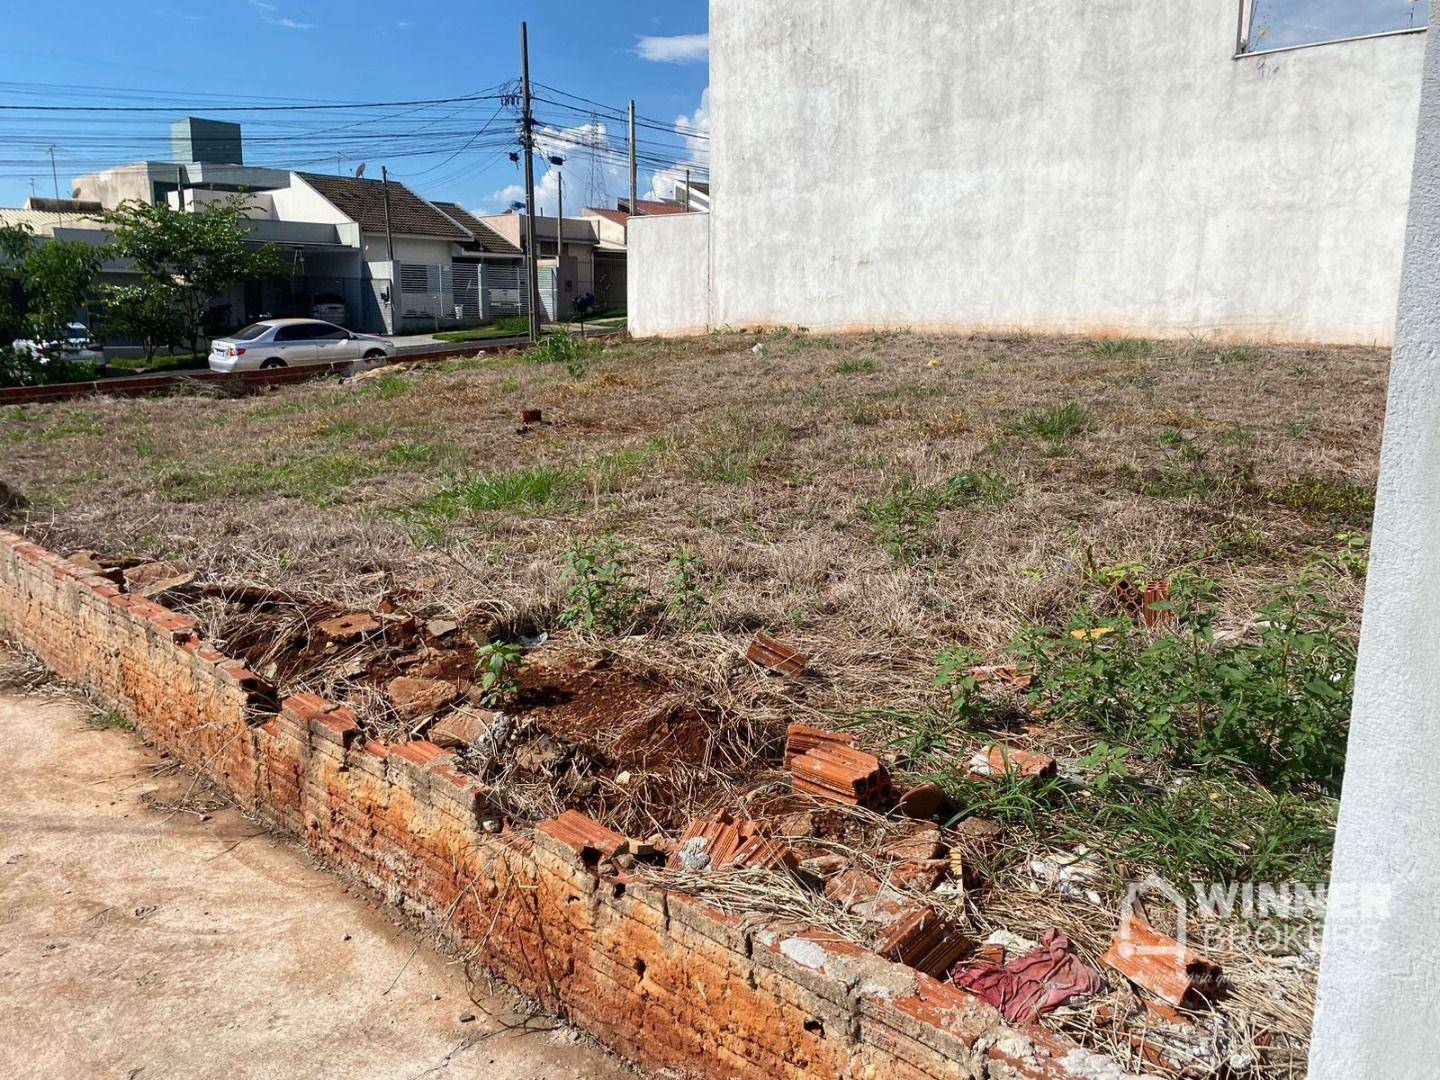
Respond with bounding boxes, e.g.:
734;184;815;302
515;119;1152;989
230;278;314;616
1308;15;1440;1078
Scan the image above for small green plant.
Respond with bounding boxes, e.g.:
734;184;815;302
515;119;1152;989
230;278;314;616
1014;580;1356;792
1006;401;1092;443
933;646;987;728
87;710;134;732
1076;741;1131;792
475;641;524;706
1271;474;1375;526
835;357;877;375
664;544;711;629
862;471;1014;561
1311;531;1370;579
523;332;596;371
417;465;573;518
559;536;641;635
1086;338;1153;360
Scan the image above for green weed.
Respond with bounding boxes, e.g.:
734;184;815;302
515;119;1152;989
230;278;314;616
558;536;641;635
1006;401;1092;443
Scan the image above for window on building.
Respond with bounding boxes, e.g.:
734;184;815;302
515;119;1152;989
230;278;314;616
1241;0;1427;54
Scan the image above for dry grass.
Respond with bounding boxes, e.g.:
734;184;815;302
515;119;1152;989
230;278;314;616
0;329;1386;1078
2;329;1382;718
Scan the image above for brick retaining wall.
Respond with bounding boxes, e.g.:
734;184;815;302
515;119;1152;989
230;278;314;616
0;529;1136;1080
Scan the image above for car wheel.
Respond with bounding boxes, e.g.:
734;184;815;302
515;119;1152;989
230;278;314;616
363;350;387;361
260;357;287;370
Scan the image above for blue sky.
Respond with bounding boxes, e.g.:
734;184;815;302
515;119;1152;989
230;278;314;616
0;0;710;214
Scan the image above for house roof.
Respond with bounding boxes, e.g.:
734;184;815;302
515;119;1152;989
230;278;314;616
297;172;468;240
0;207;105;233
585;207;630;227
618;198;689;217
430;201;522;255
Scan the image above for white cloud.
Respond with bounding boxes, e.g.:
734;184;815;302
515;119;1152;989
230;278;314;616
477;88;711;214
248;0;316;30
634;33;709;64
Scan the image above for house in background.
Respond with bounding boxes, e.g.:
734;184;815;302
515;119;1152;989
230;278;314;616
475;212;628;316
430;203;529;319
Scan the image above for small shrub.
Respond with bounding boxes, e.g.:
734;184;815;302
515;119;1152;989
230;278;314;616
664;544;711;629
523;333;596;370
835;357;877;375
559;536;640;635
1006;401;1092;442
475;641;524;706
933;646;987;728
1014;581;1355;792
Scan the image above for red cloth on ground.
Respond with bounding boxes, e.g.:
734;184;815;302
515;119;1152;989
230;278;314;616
950;929;1103;1023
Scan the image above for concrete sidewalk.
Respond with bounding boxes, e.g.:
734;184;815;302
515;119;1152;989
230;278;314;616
0;662;632;1080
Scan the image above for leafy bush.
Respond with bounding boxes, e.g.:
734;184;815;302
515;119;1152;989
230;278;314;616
664;544;711;629
933;645;987;728
558;536;641;635
1014;581;1355;792
475;641;524;706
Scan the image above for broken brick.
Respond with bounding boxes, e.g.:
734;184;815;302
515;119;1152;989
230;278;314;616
676;810;797;872
895;781;946;821
745;631;809;677
789;743;894;809
1101;915;1223;1008
429;708;500;750
520;407;543;425
967;745;1056;780
884;828;944;863
537;810;629;865
824;867;885;910
875;907;972;979
386;675;461;721
783;723;859;764
1115;578;1173;629
888;860;950;893
317;611;382;642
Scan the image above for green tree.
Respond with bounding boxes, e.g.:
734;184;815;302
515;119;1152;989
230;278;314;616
101;195;286;358
97;283;185;365
19;237;101;344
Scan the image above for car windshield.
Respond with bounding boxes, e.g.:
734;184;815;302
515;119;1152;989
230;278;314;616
231;323;273;342
65;327;90;342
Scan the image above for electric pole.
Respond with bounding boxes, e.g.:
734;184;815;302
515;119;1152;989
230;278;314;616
628;100;638;216
521;22;542;343
48;146;59;201
381;166;397;332
684;168;692;211
555;163;565;294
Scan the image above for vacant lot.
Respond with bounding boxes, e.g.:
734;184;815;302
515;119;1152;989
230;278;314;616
0;329;1386;1075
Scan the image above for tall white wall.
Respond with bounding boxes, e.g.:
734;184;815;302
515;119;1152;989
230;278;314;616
688;0;1426;345
630;215;711;337
1308;12;1440;1077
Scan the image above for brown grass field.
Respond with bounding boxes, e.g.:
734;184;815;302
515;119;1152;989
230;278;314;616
0;328;1389;1075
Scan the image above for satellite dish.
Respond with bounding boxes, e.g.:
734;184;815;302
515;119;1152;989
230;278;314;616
355;163;366;179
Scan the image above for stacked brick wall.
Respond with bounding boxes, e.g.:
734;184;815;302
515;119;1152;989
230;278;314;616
0;530;1134;1080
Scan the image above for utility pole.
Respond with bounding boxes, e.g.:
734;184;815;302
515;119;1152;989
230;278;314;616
521;22;542;343
684;168;692;211
48;146;59;201
556;170;564;292
381;166;397;333
628;100;638;216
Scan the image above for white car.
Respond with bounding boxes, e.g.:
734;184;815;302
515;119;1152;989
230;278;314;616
11;323;106;371
208;319;395;373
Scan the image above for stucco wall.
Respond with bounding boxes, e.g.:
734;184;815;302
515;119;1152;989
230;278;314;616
630;214;711;337
651;0;1425;345
1309;13;1440;1078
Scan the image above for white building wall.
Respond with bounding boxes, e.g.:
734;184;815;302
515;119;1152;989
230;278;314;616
630;215;711;337
649;0;1427;345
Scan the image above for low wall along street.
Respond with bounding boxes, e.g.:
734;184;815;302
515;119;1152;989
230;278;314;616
0;529;1145;1079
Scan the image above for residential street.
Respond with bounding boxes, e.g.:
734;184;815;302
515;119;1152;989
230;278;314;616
0;654;631;1080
